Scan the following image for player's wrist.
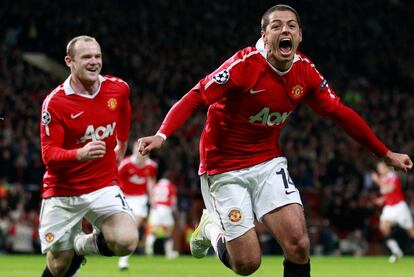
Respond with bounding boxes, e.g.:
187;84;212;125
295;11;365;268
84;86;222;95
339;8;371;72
155;132;167;142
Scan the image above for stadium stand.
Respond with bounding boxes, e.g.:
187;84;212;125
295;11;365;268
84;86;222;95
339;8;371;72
0;0;413;255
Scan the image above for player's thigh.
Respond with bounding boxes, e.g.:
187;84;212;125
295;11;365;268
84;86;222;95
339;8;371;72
379;220;393;234
39;197;86;254
252;157;302;223
262;203;309;252
101;212;137;242
396;202;414;230
85;186;137;241
201;174;256;242
226;228;261;266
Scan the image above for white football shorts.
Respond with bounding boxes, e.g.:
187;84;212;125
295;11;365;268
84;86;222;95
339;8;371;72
201;157;302;241
125;194;149;218
39;185;134;253
381;201;413;229
148;205;175;227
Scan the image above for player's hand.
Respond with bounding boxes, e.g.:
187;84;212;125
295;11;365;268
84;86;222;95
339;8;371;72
137;135;165;156
77;141;106;161
383;151;413;172
114;139;128;164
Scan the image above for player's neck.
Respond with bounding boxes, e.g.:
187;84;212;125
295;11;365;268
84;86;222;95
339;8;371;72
70;76;99;95
266;54;292;71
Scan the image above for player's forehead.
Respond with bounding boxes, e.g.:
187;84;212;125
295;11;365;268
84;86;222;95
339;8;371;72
267;10;299;25
72;40;101;57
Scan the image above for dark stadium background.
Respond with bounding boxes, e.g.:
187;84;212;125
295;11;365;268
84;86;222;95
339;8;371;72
0;0;413;257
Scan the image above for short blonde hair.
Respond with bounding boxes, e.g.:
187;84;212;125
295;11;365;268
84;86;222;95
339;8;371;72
66;35;98;58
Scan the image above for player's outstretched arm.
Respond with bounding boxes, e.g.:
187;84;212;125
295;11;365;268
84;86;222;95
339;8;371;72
326;103;412;172
138;135;165;156
383;150;413;172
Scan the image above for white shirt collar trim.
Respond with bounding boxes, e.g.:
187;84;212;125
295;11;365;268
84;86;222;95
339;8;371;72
63;75;106;98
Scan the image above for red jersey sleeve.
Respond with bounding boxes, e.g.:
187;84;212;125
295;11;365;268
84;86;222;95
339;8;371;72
300;57;388;157
302;58;340;115
158;48;253;138
326;103;388;157
40;94;77;166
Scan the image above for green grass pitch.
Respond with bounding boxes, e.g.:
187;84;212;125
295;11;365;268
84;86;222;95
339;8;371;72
0;255;413;276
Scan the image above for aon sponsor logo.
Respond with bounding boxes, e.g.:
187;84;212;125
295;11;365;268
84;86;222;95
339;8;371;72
79;122;116;143
249;108;292;126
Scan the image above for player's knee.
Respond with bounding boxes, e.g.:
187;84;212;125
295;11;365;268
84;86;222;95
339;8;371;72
232;256;261;276
113;232;138;255
48;257;71;276
285;235;310;262
380;226;390;236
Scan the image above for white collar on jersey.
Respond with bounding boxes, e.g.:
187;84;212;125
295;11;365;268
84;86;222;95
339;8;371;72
63;74;106;98
255;38;300;76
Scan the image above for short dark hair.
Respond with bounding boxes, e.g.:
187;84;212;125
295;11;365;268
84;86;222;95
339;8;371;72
66;35;98;58
261;4;301;31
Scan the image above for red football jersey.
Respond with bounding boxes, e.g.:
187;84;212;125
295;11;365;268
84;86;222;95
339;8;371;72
160;40;340;175
40;75;131;197
152;179;176;207
119;156;157;196
381;171;405;206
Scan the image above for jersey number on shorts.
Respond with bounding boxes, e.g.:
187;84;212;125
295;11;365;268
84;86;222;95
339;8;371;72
115;193;131;211
276;168;296;194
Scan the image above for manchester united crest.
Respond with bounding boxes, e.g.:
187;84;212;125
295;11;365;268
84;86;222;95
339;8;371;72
228;208;243;224
290;85;304;99
45;232;55;243
107;98;118;110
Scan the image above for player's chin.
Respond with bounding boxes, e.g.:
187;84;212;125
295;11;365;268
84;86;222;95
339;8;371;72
84;72;100;82
277;53;294;63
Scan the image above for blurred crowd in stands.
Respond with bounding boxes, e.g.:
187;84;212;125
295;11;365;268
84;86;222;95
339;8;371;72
0;0;413;255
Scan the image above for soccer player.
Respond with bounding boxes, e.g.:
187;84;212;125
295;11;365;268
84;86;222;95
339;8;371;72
371;161;414;263
137;5;413;276
145;176;178;259
39;35;138;277
117;141;157;270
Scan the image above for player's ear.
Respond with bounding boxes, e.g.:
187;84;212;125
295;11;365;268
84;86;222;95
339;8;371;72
261;31;269;48
64;55;72;68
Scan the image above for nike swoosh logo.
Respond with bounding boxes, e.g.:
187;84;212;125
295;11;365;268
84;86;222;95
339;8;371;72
285;190;296;195
250;88;266;94
70;111;84;119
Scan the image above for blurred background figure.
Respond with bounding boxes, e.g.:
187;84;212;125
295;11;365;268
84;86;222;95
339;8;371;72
118;141;157;270
145;176;178;259
371;161;414;263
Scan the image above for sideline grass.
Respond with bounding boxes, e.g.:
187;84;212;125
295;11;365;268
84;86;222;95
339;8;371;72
0;255;413;277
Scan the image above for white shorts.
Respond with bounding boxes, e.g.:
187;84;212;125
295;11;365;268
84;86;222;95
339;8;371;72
125;195;149;218
148;205;174;227
39;186;134;254
380;201;413;229
201;157;302;241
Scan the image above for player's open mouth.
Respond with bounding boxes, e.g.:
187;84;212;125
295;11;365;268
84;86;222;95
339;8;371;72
279;38;292;55
87;68;98;73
